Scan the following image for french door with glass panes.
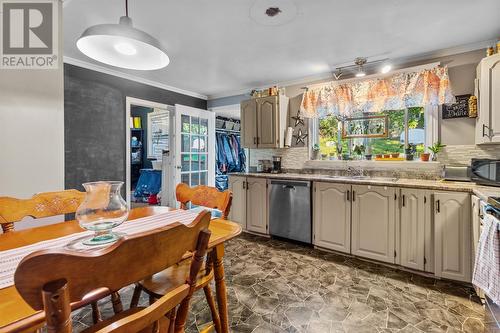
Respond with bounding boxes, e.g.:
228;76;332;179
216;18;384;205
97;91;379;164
174;104;215;191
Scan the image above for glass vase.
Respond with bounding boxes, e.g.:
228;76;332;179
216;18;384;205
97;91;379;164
76;181;129;246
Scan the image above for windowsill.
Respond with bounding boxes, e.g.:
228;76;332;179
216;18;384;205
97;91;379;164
305;159;441;170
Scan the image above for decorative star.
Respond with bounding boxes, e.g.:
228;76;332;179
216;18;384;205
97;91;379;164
293;128;308;145
291;109;305;127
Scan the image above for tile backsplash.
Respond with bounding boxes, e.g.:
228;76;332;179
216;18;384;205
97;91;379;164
439;145;500;165
248;144;500;179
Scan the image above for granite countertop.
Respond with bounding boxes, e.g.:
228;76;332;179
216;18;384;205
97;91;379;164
229;172;500;198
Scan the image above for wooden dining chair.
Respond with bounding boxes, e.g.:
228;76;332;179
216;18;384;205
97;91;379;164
0;189;119;323
8;210;212;333
0;189;85;233
132;184;232;333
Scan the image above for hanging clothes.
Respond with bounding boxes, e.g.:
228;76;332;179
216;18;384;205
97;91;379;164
215;132;245;191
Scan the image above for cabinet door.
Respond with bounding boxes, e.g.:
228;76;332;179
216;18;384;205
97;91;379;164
313;182;351;253
228;176;246;230
434;192;471;282
246;178;268;234
257;96;279;148
352;185;396;264
400;189;425;271
241;100;257;148
489;58;500;143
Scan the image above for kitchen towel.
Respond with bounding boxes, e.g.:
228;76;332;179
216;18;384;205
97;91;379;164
472;211;500;304
0;210;201;289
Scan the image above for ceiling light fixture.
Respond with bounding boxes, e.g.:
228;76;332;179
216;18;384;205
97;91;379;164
76;0;169;70
381;64;392;74
354;57;367;78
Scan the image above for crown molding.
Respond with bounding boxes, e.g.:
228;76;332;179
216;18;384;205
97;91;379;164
208;39;494;100
63;56;208;100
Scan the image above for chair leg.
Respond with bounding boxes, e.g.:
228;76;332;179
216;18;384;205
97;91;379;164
204;285;221;333
111;292;123;314
168;309;176;333
130;284;143;308
91;301;102;323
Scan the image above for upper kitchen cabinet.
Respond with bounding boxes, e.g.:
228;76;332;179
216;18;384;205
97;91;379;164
475;52;500;144
351;185;397;264
434;192;472;283
240;95;289;149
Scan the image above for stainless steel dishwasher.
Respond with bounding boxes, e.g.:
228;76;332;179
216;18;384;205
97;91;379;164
269;180;312;244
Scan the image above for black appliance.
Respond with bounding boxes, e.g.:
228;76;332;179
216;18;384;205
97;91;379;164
271;156;282;173
471;159;500;187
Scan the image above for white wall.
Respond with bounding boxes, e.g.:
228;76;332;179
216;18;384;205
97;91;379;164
0;1;64;229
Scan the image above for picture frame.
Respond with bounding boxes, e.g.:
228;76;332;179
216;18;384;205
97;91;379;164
147;108;169;159
342;115;388;139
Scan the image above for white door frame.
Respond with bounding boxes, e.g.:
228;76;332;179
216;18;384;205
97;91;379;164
125;97;171;207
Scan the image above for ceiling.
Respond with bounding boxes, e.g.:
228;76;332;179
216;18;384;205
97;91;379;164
63;0;500;99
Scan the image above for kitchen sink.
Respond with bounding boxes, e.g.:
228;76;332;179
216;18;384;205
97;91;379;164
325;175;398;182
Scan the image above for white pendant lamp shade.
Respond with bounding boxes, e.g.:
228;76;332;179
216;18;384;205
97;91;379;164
77;16;169;70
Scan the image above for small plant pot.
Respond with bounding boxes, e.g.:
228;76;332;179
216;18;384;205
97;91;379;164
376;154;383;159
405;154;414;161
420;153;430;162
391;153;400;158
365;154;372;160
383;154;391;158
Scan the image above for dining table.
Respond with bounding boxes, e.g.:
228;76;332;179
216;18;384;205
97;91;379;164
0;206;242;333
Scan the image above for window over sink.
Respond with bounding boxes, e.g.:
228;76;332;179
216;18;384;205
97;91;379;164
315;106;434;161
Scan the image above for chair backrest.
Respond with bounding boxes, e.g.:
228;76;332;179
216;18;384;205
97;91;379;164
14;210;212;333
0;189;85;233
175;183;232;219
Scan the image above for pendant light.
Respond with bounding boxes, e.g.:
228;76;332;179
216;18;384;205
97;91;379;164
77;0;169;70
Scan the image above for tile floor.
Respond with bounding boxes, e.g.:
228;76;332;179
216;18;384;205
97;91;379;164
72;233;489;333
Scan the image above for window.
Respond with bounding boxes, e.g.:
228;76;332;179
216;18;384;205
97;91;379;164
317;107;426;159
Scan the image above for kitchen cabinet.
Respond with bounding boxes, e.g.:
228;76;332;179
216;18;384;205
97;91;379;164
228;176;268;234
351;185;396;264
240;95;289;149
476;52;500;144
241;99;257;148
228;176;247;230
246;178;268;234
434;192;472;282
399;188;428;271
313;182;351;253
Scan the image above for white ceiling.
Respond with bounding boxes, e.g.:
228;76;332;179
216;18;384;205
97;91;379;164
63;0;500;99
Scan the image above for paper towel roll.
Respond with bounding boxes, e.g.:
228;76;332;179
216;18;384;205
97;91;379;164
284;127;293;147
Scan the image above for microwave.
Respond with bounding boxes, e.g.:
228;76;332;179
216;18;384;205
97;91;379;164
471;159;500;187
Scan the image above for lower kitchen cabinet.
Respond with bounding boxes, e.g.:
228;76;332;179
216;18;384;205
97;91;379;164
313;182;351;253
228;176;268;234
351;185;396;264
246;177;268;234
399;188;428;271
228;176;247;229
434;191;472;283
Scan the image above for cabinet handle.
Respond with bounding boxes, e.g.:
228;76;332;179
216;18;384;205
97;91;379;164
242;181;246;189
352;190;356;202
257;137;260;144
483;124;492;138
346;190;351;202
436;200;440;213
402;195;406;207
253;137;257;144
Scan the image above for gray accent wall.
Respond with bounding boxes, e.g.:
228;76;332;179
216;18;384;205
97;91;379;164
64;64;207;191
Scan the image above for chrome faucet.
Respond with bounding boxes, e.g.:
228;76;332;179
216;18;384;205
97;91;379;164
346;166;364;177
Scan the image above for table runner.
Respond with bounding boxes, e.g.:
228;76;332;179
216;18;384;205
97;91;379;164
0;209;200;289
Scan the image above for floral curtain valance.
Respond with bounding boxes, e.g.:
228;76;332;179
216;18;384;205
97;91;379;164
300;66;454;118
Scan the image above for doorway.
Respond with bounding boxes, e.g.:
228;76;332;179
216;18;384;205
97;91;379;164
125;97;170;207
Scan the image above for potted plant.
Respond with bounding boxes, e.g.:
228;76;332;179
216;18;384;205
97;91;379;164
353;144;365;160
404;144;416;161
312;144;320;160
428;141;446;161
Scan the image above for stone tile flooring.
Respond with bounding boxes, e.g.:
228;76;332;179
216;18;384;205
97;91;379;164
72;233;489;333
